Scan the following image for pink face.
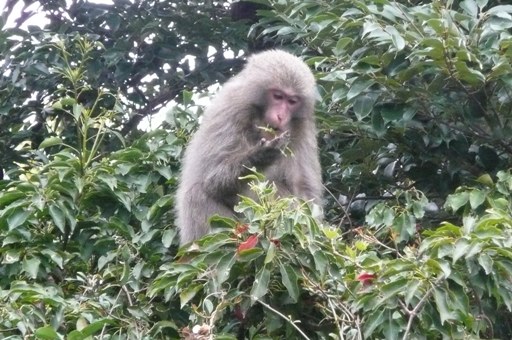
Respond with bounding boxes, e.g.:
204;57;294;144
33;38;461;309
264;88;301;131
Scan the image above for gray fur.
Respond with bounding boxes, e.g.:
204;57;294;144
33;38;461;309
175;50;322;244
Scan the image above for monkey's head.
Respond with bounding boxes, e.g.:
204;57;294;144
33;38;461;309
240;50;317;134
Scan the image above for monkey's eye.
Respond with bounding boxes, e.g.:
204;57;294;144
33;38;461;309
288;97;299;106
272;91;285;101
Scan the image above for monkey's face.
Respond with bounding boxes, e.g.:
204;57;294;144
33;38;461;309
263;88;301;133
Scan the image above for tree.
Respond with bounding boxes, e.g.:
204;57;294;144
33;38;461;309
162;0;512;337
2;0;512;338
0;0;250;178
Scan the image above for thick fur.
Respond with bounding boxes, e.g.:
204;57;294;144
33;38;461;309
175;50;322;244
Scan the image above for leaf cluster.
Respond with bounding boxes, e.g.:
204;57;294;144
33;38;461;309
153;170;512;339
0;39;187;338
3;0;512;338
258;0;512;230
0;0;249;177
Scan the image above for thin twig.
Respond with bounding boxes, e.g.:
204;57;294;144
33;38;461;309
256;299;311;340
402;275;445;339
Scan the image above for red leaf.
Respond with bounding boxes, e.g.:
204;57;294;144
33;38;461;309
235;223;249;235
356;272;376;285
233;305;246;321
238;234;259;252
270;238;281;248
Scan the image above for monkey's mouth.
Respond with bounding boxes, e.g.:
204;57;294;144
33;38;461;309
258;125;285;140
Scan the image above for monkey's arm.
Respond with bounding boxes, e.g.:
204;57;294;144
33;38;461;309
203;132;289;203
290;132;323;204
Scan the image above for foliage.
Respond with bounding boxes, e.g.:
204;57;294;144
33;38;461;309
152;171;512;339
0;0;249;177
256;0;512;227
2;0;512;339
0;39;189;338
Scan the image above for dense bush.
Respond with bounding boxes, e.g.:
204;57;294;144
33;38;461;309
1;0;512;339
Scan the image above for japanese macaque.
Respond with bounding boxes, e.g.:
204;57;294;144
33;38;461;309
176;50;322;245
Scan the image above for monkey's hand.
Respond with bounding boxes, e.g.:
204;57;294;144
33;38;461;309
250;131;290;167
260;130;290;150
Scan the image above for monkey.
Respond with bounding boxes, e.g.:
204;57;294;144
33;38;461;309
175;49;322;245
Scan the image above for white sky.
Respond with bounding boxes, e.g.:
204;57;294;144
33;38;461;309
2;2;48;28
0;1;240;131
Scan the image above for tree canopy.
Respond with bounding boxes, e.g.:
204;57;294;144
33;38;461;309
1;0;512;338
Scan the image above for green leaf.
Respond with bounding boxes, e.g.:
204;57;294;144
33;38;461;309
455;61;485;85
487;5;512;15
404;280;422;305
150;320;179;335
23;256;41;279
98;252;116;270
425;19;445;35
476;0;488;8
41;249;64;268
72;103;85;121
478;253;493;275
393;212;416;242
461;0;478;17
444;192;469;212
353;94;377;120
492;197;509;210
97;173;117;191
323;227;340;240
203;298;214;314
452;238;470;263
313;250;328;277
279;263;299;303
0;191;26;207
380;104;406;121
120;262;130;284
6;208;30;230
216;253;236;285
371;111;386;137
462;215;477;235
434;287;456;324
264;241;276;264
333;37;352;56
68;319;113;339
66;330;89;340
35;326;60;340
180;283;203;308
476;173;493;186
464;241;484;259
182;89;193;106
2;249;20;263
421;38;444;55
377;278;408;306
276;26;299;36
250;266;271;303
237;248;264;262
162;229;177;247
385;25;405;51
469;189;486;209
363;309;385;338
39;137;64;149
347;78;375;101
49;204;66;233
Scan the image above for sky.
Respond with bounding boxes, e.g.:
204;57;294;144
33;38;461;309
0;0;174;130
1;0;234;131
2;1;49;28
